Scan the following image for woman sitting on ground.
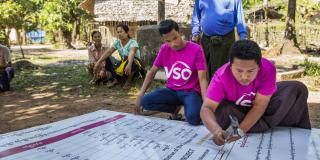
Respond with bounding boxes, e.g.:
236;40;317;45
88;31;115;85
94;24;143;89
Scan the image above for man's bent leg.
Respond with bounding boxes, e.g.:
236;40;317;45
141;88;181;113
262;81;311;129
178;91;202;125
215;100;270;133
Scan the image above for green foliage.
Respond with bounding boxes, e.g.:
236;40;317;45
39;0;93;33
303;62;320;77
242;0;263;9
0;0;40;31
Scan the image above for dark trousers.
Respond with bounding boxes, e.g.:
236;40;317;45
141;88;202;125
201;30;235;80
108;57;144;81
105;57;117;80
0;67;14;92
215;81;311;133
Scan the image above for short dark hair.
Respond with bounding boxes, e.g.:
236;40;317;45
116;23;131;38
158;19;179;35
229;40;262;65
91;30;101;38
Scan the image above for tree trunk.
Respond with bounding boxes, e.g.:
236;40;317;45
263;0;269;47
21;29;26;45
73;19;81;46
72;21;77;44
158;0;165;23
284;0;298;47
62;30;75;49
281;0;300;55
15;29;25;58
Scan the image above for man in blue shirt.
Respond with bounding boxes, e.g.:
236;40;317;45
191;0;247;79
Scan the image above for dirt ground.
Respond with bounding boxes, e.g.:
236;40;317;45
0;45;319;134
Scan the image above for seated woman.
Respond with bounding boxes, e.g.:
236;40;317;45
88;31;116;85
94;24;143;89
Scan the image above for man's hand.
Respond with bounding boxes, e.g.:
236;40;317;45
213;130;226;146
192;34;201;43
134;94;143;115
225;135;241;143
99;70;106;79
124;65;132;76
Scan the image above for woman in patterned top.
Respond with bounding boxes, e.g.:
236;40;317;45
87;31;115;85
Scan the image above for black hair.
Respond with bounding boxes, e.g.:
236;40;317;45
116;24;131;39
229;40;262;65
158;19;179;35
91;30;101;38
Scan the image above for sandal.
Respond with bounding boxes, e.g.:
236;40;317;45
169;113;185;121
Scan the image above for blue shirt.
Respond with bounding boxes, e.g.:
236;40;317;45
191;0;247;40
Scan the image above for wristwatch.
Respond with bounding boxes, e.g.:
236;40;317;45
237;128;245;138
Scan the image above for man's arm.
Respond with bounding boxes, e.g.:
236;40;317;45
200;98;225;145
88;48;95;63
197;70;207;99
239;93;272;132
94;47;116;72
134;65;160;114
191;0;201;42
235;0;247;40
124;47;137;75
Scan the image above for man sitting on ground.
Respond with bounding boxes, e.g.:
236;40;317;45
0;44;14;92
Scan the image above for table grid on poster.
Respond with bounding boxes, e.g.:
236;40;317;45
1;110;319;160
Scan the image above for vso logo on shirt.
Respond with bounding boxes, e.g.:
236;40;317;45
235;92;256;107
164;61;192;86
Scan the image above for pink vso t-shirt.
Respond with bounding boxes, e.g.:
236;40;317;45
206;58;277;107
153;41;207;93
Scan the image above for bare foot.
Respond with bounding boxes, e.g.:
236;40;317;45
122;83;131;89
107;79;118;88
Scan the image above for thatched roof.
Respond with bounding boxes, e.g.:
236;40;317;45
80;0;194;23
80;0;95;15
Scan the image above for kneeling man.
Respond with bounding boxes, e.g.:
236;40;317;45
201;40;311;145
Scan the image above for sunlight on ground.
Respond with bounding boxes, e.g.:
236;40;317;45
12;104;64;118
75;99;89;103
18;100;30;103
3;104;20;108
31;92;55;99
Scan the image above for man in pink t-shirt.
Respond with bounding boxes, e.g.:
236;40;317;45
201;40;311;146
135;20;208;125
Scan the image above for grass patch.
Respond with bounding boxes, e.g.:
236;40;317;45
11;65;165;99
12;65;91;93
302;62;320;77
12;54;87;66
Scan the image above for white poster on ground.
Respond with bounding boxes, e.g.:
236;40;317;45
0;110;319;160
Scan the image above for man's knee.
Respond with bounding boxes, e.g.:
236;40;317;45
293;81;308;96
5;67;14;79
185;112;201;125
141;94;153;110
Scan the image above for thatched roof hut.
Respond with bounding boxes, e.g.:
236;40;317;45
80;0;194;45
81;0;194;25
